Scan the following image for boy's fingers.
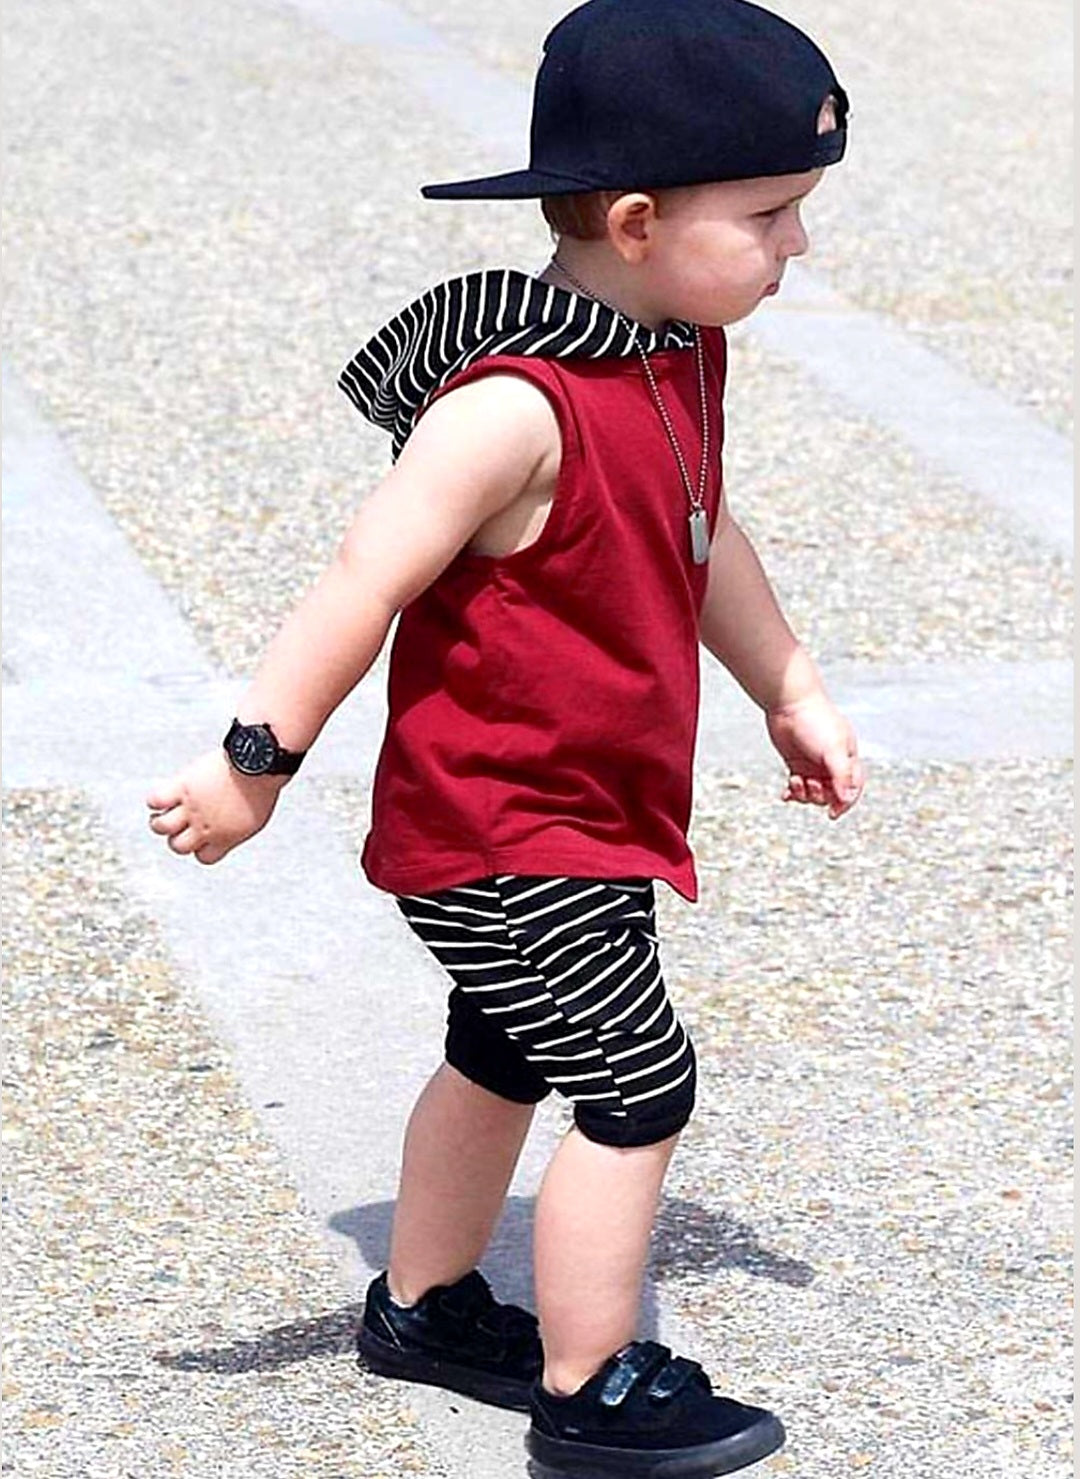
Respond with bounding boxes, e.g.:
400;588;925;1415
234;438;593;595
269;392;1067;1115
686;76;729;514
838;761;864;807
784;774;807;803
149;805;185;835
824;743;860;800
828;789;856;819
825;747;866;817
167;827;201;856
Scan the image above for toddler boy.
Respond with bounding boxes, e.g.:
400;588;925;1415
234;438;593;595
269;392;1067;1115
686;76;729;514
147;1;863;1473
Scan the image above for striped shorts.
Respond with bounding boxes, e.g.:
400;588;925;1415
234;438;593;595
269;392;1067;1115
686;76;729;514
395;875;696;1148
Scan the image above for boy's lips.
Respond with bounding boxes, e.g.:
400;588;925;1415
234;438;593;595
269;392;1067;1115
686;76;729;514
763;280;781;296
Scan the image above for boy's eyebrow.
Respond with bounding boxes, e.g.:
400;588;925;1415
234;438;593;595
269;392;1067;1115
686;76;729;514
758;185;813;209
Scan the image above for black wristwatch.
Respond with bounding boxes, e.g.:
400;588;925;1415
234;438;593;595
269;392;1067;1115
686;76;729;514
223;718;307;777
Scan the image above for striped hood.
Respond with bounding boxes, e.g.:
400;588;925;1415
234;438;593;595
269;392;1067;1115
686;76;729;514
338;268;696;459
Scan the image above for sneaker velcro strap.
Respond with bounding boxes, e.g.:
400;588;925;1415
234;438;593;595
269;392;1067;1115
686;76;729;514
438;1271;494;1319
647;1355;705;1403
599;1342;673;1409
477;1303;539;1344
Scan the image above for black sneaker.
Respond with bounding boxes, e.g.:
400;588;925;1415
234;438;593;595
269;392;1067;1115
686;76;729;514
357;1269;543;1412
526;1340;785;1477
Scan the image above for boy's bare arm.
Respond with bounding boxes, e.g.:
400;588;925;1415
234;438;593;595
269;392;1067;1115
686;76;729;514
233;374;559;749
146;374;560;862
697;498;819;711
699;500;864;817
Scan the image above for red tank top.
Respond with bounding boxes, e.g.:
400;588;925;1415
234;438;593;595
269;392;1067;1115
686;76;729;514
361;329;727;903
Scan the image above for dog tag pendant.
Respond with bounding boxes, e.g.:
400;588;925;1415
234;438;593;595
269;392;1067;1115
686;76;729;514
689;508;710;564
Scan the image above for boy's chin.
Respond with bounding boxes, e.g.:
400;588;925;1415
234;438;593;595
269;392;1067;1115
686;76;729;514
677;292;763;329
696;306;752;329
724;290;778;326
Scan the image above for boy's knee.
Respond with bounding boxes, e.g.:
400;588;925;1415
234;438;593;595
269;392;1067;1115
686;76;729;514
444;986;552;1106
572;1038;697;1148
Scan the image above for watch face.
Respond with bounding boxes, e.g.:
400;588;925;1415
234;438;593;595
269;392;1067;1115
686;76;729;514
228;724;277;775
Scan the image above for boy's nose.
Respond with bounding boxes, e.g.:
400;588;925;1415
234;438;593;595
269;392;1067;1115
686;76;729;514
784;217;810;259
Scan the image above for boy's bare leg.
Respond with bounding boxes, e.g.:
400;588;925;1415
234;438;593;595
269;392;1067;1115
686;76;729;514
535;1126;679;1395
387;1062;536;1305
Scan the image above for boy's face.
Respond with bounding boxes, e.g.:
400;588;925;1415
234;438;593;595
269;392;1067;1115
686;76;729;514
642;168;825;327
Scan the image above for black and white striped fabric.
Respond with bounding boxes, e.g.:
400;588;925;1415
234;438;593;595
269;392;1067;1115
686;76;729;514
396;875;697;1147
339;269;697;459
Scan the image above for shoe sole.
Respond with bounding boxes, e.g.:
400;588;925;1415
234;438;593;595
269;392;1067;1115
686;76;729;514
525;1411;786;1478
357;1326;533;1413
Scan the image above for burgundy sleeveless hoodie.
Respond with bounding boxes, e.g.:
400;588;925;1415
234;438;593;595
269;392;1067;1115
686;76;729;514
339;271;727;902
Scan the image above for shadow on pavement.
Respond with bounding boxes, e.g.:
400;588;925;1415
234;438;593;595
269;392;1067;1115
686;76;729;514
652;1196;816;1288
154;1304;362;1373
153;1193;812;1374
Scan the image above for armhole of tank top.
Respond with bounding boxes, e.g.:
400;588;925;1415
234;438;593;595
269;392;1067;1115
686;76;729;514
424;359;583;573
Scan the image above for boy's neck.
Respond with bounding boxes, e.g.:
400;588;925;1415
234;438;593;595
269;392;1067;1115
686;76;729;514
539;246;668;332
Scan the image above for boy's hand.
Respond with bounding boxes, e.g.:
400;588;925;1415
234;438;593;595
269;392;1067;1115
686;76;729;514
765;690;865;820
145;750;286;865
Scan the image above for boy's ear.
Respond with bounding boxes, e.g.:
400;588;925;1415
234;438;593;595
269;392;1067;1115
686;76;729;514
606;193;659;261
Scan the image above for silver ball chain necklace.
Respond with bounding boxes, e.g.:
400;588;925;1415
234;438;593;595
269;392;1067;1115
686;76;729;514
551;256;712;565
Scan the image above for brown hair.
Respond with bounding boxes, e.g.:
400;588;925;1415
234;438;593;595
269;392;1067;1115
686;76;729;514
540;189;688;240
540;191;624;241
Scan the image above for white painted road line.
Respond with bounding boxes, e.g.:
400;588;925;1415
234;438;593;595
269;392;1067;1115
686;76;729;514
754;265;1074;560
284;0;530;162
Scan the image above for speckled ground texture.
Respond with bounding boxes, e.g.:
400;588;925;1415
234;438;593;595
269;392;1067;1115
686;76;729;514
2;790;446;1479
2;0;1072;1476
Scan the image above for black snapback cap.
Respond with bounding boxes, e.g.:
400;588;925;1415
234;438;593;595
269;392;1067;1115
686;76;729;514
422;0;848;200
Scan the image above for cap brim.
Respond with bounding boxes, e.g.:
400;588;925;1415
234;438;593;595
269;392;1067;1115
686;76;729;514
422;126;847;200
421;168;598;201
